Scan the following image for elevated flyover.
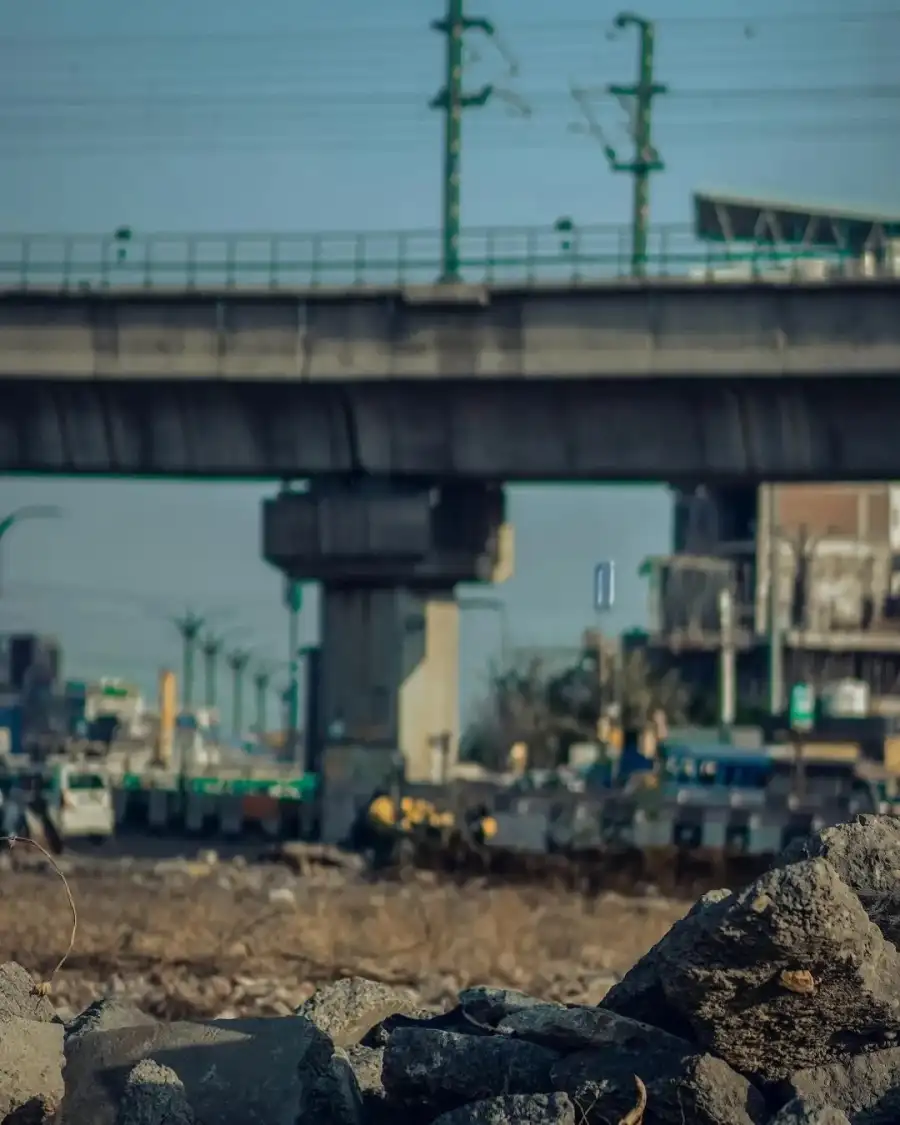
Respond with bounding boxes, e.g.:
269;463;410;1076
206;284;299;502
1;220;899;481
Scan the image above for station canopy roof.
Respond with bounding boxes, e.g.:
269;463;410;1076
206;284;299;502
693;189;900;251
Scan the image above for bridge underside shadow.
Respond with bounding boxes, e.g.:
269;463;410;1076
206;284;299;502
1;375;898;481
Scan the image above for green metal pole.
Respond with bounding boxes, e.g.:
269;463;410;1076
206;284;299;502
286;581;302;757
767;484;784;716
632;20;655;274
254;671;270;735
202;636;219;709
174;613;205;711
229;651;249;738
442;0;463;281
606;14;667;276
430;1;494;282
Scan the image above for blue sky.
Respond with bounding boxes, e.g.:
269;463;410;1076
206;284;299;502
0;0;895;725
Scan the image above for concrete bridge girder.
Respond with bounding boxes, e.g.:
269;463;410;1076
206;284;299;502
3;376;900;480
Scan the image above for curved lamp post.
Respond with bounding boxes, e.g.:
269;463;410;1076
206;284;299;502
0;506;64;594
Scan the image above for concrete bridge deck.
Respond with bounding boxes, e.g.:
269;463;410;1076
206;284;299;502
1;277;898;381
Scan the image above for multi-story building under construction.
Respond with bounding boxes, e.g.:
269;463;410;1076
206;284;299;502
641;481;900;716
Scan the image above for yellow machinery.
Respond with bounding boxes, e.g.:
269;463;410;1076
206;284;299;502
362;789;498;870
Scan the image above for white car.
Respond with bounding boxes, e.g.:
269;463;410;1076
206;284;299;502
45;764;115;842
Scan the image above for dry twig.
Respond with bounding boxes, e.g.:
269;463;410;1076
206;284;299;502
3;835;78;996
618;1075;647;1125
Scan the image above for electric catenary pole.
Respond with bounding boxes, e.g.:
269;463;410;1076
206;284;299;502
572;13;666;276
607;13;666;274
430;0;495;282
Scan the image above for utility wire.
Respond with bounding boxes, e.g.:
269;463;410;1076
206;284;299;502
2;85;898;109
0;10;895;46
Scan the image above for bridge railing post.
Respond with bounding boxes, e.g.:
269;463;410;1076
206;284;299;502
186;239;197;290
269;237;278;289
354;235;366;286
62;238;73;290
225;238;236;288
143;239;153;289
19;238;30;289
311;235;321;287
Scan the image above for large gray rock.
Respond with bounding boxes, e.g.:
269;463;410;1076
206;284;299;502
601;889;733;1041
785;1048;900;1125
768;1101;851;1125
117;1059;195;1125
66;998;157;1048
775;815;900;945
431;1093;576;1125
295;977;419;1048
382;1028;559;1114
550;1030;766;1125
0;961;59;1024
608;859;900;1081
457;988;561;1030
302;1045;366;1125
497;1003;694;1055
362;1007;449;1047
0;1016;65;1123
61;1014;362;1125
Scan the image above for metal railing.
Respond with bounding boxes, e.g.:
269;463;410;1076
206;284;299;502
0;222;894;290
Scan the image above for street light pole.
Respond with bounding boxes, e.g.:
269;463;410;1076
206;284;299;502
253;665;272;739
172;611;205;711
201;625;250;711
0;506;64;595
227;649;251;740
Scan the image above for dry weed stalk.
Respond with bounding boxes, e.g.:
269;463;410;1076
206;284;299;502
618;1075;647;1125
3;834;78;996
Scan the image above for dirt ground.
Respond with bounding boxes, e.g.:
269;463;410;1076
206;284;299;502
0;847;691;1022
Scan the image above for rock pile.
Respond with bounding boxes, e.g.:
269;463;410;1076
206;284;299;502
7;815;900;1123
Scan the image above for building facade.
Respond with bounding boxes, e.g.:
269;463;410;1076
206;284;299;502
642;483;900;716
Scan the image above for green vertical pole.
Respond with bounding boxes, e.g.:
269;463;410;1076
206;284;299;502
286;581;302;759
606;13;667;276
254;671;269;736
430;1;495;282
229;651;249;738
766;484;784;716
202;637;219;709
632;20;655;273
174;612;205;711
442;0;463;281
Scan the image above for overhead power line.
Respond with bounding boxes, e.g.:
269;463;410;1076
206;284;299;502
0;10;896;47
2;85;898;110
0;122;892;161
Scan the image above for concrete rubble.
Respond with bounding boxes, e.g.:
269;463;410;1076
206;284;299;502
7;815;900;1123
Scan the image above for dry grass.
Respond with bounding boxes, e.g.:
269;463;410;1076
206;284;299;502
0;865;688;1017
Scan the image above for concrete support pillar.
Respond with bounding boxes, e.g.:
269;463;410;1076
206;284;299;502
318;586;460;783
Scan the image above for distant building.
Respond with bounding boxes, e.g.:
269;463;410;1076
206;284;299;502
644;483;900;701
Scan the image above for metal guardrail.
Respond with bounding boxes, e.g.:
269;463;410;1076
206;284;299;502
0;223;892;290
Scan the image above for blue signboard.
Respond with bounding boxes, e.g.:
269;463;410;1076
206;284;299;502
594;560;616;612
